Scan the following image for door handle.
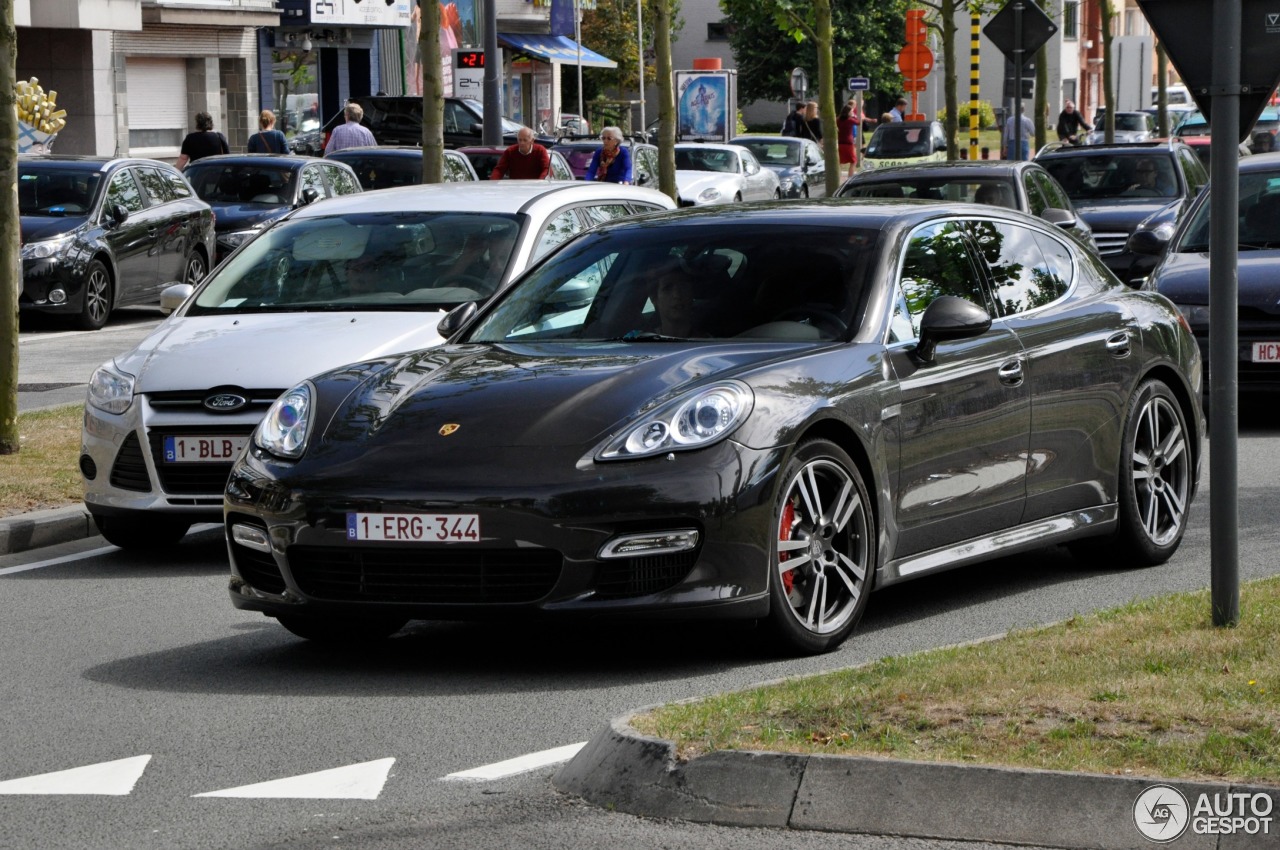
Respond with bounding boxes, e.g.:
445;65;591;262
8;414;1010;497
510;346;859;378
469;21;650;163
998;359;1024;386
1105;331;1131;357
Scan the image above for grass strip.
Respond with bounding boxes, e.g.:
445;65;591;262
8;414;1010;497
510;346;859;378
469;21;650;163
635;577;1280;785
0;404;84;516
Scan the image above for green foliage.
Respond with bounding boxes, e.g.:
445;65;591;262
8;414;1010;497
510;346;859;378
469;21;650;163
937;100;998;130
720;0;911;106
576;0;683;104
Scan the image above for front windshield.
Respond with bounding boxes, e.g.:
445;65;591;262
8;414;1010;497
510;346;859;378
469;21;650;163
839;177;1016;208
185;163;298;206
18;167;102;216
675;148;740;173
867;126;932;158
1040;154;1177;200
187;211;522;316
738;141;800;167
465;222;882;343
1179;170;1280;251
1115;114;1148;132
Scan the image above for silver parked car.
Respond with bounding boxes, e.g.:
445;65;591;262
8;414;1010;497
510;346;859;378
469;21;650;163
81;181;676;549
674;143;782;206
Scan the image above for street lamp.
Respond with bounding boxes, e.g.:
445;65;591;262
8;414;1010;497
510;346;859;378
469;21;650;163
575;0;584;128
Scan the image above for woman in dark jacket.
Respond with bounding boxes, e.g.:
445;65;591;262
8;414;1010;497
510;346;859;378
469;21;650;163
799;101;822;144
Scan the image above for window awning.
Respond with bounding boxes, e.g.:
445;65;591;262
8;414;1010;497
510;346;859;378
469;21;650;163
498;33;617;69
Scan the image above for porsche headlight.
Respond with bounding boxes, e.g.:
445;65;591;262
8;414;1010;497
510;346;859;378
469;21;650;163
21;234;74;260
221;228;260;249
697;187;722;203
597;381;753;461
255;383;314;459
87;362;136;415
1176;304;1210;326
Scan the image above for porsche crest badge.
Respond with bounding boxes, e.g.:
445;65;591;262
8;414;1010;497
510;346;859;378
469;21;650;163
439;424;460;436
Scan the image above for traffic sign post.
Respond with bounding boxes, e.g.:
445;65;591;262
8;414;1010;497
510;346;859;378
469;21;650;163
790;67;808;100
847;76;870;92
984;0;1058;159
899;10;934;122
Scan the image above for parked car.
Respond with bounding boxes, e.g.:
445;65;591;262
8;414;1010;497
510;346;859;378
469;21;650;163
729;135;827;199
183;154;362;265
1036;140;1208;283
81;181;677;549
456;145;575;181
19;155;215;330
674;143;781;206
223;200;1203;653
1140;151;1280;396
860;120;948;171
834;160;1095;251
550;138;661;188
319;96;555;150
324;146;479;191
1084;110;1157;145
1173;106;1280;162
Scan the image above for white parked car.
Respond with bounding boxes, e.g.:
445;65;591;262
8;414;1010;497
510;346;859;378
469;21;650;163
81;181;676;549
674;143;782;206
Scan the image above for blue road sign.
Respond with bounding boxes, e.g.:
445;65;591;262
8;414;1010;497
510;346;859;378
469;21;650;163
848;77;871;91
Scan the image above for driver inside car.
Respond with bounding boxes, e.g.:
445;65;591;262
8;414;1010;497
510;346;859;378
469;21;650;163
440;226;518;289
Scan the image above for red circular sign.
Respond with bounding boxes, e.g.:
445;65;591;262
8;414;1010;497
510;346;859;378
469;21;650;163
897;44;935;80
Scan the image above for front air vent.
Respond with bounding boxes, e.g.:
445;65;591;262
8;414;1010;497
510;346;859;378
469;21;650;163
108;433;151;492
594;551;698;599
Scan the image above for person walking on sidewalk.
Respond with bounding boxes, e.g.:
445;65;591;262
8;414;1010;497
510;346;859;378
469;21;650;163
1004;105;1035;161
324;102;376;155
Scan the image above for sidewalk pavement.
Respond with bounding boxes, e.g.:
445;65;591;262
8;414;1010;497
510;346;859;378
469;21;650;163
555;711;1279;849
6;506;1277;848
0;505;96;556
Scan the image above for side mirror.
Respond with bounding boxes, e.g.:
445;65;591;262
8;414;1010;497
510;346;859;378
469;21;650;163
1040;207;1079;229
1128;228;1171;256
469;122;484;135
107;203;129;225
914;295;992;363
159;283;195;314
436;301;478;339
300;187;321;205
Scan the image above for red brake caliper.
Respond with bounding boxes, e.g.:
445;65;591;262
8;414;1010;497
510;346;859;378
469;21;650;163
779;499;796;593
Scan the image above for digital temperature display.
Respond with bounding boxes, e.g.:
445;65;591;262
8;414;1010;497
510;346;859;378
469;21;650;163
455;50;485;69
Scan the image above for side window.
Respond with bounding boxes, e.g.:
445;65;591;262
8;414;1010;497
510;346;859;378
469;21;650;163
444;101;474;134
107;169;146;214
160;169;193;200
533;209;585;260
323;164;360;195
969;220;1069;315
443;153;468;182
580;203;632;227
300;165;328;199
1023;173;1048;216
1033;171;1071;211
1179;149;1207;194
1032;231;1075;295
894;221;990;339
134;167;172;204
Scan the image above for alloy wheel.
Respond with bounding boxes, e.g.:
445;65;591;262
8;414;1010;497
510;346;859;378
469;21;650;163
1130;394;1190;547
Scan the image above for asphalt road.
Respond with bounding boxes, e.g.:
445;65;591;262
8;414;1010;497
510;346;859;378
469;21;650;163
2;413;1279;849
16;309;166;413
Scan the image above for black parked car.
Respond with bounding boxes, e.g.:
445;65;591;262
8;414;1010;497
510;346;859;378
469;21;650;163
182;154;362;265
325;146;479;190
1036;140;1208;283
319;96;553;150
225;201;1203;654
835;160;1094;250
19;155;214;329
1141;151;1280;396
730;135;827;198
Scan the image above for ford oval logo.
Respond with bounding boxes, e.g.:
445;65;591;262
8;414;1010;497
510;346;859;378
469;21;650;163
204;393;248;413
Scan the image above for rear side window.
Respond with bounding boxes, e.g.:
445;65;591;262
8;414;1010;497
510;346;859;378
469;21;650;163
968;220;1068;315
134;166;173;204
107;169;146;213
323;164;360;195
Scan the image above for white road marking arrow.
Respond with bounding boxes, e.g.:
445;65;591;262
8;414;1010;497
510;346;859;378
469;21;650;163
443;742;586;782
0;755;151;795
193;758;395;799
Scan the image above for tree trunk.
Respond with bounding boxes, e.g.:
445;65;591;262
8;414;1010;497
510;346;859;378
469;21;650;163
0;0;19;455
419;0;444;184
1156;42;1169;137
1100;0;1115;144
940;0;959;161
654;0;677;201
815;0;839;195
1035;42;1048;150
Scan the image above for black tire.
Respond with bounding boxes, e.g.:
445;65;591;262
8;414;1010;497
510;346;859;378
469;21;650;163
94;514;191;549
75;259;112;330
1074;379;1192;566
774;188;782;199
276;615;408;644
184;249;207;286
767;439;875;654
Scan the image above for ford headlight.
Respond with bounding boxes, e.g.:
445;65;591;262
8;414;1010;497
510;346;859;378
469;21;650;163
21;233;74;260
255;383;314;459
87;362;136;415
697;187;722;203
596;381;753;461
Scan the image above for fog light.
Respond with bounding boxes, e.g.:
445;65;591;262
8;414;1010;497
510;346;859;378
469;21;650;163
79;454;97;480
48;289;67;304
599;529;699;559
231;522;272;552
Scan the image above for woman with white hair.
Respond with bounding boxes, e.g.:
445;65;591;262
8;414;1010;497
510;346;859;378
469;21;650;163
585;126;632;184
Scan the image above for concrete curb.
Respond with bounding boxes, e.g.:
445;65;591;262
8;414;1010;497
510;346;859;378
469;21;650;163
0;506;96;556
554;710;1279;849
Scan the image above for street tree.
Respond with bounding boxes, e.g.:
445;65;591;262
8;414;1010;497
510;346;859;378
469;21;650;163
419;0;444;184
577;0;681;114
654;0;677;200
1;0;17;454
1099;0;1116;143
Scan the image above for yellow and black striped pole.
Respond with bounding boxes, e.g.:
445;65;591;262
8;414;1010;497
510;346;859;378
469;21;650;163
970;14;981;160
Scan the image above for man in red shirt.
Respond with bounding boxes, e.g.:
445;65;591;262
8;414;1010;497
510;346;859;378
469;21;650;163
489;128;550;180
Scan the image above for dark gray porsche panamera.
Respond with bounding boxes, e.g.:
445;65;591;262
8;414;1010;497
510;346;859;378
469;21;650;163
224;201;1204;654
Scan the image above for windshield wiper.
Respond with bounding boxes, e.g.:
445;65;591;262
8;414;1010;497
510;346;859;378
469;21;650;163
607;330;687;342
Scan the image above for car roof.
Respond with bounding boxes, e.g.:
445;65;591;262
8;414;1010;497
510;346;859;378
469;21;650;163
674;142;745;151
1237;150;1280;172
184;153;325;168
843;160;1026;179
1038;139;1188;157
731;135;805;144
18;154;166;171
287;180;675;219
